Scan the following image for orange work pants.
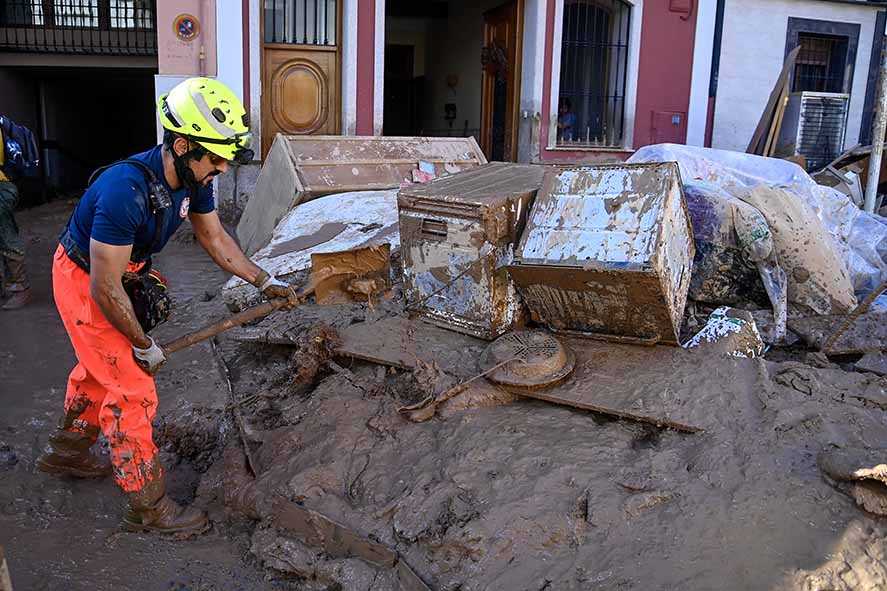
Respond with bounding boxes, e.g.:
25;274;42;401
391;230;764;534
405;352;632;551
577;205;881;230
51;245;160;493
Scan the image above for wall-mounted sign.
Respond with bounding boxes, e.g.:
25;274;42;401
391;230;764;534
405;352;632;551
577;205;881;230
173;13;200;42
157;1;217;76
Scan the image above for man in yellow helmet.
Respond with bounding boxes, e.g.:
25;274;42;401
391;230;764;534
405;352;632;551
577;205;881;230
38;77;294;537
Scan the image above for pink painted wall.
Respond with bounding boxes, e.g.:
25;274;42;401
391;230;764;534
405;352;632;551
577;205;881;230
355;0;376;135
539;0;697;163
157;0;217;76
631;0;697;148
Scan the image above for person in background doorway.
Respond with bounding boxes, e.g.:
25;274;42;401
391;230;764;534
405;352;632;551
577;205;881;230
557;97;576;143
0;119;34;310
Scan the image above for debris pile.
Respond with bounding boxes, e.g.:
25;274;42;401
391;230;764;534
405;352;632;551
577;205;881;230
198;138;887;590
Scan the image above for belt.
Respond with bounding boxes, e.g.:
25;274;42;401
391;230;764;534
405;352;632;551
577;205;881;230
58;226;91;272
58;226;152;274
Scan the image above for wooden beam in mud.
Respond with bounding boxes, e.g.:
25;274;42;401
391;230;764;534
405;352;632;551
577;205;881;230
269;495;431;591
506;339;704;433
334;316;488;378
0;546;13;591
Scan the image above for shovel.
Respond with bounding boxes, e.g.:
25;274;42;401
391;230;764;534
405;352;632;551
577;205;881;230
156;244;392;357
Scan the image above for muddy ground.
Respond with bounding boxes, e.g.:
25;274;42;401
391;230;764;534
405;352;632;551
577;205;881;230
3;201;887;591
0;200;282;590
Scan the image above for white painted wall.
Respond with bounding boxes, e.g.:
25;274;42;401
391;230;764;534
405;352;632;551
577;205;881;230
342;0;358;135
216;0;244;106
686;0;717;146
518;0;546;161
712;0;880;152
248;0;262;148
374;0;386;135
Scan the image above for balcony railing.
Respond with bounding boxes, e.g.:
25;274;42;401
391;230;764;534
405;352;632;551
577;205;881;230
0;0;156;56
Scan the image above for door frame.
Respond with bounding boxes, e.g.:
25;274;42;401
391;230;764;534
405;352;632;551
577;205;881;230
260;0;344;154
480;0;524;162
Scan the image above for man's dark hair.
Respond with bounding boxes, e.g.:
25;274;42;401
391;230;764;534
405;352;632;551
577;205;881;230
162;129;179;152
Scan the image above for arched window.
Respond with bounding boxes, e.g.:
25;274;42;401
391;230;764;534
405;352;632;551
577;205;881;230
557;0;631;147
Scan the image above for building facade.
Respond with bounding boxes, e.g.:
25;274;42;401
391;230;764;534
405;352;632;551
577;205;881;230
0;0;885;204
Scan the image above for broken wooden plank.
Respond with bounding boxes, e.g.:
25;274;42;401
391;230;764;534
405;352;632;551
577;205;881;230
270;494;397;567
0;546;12;591
789;311;887;355
268;495;432;591
856;352;887;376
764;91;789;157
237;134;487;256
335;315;488;379
747;45;800;155
507;339;709;433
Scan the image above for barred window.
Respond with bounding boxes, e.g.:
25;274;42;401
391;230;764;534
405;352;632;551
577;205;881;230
793;33;848;93
264;0;337;46
0;1;150;29
110;0;154;30
54;1;99;28
557;0;631;148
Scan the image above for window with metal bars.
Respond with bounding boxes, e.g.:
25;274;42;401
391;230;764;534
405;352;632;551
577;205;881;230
0;0;156;54
1;0;153;29
793;33;848;93
264;0;337;46
557;0;630;148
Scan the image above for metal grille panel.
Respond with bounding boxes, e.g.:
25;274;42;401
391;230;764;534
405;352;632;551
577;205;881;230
797;93;849;171
264;0;337;46
557;0;631;148
793;33;846;93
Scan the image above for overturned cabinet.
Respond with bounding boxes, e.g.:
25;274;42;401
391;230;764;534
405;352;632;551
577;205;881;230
398;163;546;340
509;163;694;345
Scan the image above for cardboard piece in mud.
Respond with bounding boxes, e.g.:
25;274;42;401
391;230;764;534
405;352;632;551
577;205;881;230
509;162;694;345
398;162;546;340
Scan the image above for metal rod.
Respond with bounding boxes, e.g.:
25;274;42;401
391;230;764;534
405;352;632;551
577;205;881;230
865;45;887;213
619;3;630;143
271;0;276;42
822;278;887;354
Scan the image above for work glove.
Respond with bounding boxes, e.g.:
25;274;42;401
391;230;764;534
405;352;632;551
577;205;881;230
132;336;167;375
254;269;300;309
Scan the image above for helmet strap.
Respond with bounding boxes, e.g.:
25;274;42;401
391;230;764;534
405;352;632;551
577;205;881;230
171;145;203;193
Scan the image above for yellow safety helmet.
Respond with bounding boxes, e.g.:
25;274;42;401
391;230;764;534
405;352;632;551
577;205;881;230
157;77;253;164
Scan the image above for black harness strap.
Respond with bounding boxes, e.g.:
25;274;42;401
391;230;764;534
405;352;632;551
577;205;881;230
60;158;172;272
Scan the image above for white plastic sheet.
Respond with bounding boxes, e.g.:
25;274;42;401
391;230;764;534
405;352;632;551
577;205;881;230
629;144;887;300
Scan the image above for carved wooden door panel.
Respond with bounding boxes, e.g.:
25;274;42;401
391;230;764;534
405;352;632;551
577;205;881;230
262;0;341;157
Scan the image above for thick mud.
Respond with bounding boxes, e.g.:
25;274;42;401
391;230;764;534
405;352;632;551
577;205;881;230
0;201;284;590
3;201;887;591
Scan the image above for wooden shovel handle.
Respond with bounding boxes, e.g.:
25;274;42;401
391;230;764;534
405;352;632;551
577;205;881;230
162;285;315;355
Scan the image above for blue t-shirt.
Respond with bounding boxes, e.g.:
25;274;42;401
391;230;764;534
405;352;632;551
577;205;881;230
65;145;214;261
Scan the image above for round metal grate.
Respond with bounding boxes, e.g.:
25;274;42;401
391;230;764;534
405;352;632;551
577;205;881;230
480;330;575;390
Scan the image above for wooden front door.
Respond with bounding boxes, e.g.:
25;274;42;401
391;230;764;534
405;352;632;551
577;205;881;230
262;0;341;157
480;0;522;162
